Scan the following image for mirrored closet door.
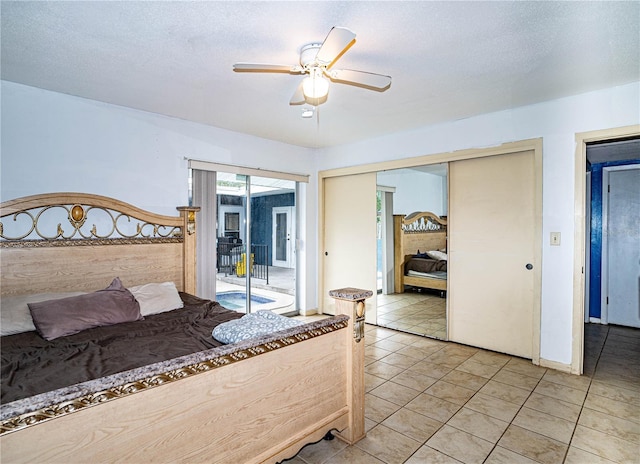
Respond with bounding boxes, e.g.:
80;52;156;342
376;163;448;339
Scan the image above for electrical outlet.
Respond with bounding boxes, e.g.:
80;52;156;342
550;232;561;246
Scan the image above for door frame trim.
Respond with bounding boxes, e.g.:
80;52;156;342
319;138;542;364
573;125;640;374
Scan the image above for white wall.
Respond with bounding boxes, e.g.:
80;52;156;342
0;81;317;311
377;169;446;216
316;81;640;366
3;79;639;367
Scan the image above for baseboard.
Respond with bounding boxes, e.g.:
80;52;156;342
298;307;318;316
589;317;605;324
539;358;573;374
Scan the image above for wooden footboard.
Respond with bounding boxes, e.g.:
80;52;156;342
1;319;355;464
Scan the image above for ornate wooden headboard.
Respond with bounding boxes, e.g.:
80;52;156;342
0;193;199;297
393;211;447;293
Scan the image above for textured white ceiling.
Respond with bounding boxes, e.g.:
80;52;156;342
2;1;638;148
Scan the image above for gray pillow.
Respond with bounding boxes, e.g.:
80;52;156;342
28;278;142;340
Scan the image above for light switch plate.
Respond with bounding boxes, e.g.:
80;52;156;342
550;232;561;246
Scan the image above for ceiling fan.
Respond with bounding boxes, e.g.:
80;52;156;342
233;27;392;107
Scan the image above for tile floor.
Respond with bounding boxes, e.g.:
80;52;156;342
377;291;446;340
284;323;639;464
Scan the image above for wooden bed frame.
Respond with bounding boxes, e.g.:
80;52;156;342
0;193;365;463
393;211;448;294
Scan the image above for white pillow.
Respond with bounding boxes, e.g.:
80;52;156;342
1;292;86;336
128;282;184;316
426;250;447;261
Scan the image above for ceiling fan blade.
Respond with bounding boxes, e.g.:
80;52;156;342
315;27;356;66
233;63;301;73
289;81;306;105
329;69;392;90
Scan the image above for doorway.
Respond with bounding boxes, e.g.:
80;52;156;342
190;164;302;315
272;206;295;268
584;141;640;328
574;127;640;374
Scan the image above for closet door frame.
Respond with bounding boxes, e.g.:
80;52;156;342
319;138;542;364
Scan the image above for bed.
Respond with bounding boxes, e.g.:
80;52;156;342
0;192;365;463
393;211;448;295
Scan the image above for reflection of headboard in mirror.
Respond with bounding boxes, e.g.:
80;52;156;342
393;211;447;293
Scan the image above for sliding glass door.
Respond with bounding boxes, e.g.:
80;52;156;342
205;172;296;314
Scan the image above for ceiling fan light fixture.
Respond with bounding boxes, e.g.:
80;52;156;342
302;69;329;99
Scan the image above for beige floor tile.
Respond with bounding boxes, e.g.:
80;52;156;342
456;359;502;379
370;380;421;406
387;332;423;345
355;424;422;464
503;358;547;379
512;407;576;443
464;393;521;422
589;380;640;406
441;370;489;391
426;349;473;367
405;445;463;463
374;338;411;352
441;344;479;357
534;379;588;406
564;446;617;464
380;352;421;370
407;360;453;379
365;344;394;360
492;369;540;391
447;407;509;443
523;392;582;423
382;407;443;442
478;379;532;405
425;380;477;405
497;425;568;464
390;370;439;392
324;445;385;464
405;393;461;423
468;350;510;368
296;435;348;464
578;407;640;444
365;417;377;433
365;372;387;392
410;337;447;349
484;446;540;464
542;369;591;392
395;344;439;360
584;391;640;424
365;359;406;380
365;393;402;423
426;425;494;464
571;424;639;464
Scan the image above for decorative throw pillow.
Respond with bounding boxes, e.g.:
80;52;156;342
128;281;184;316
0;292;86;336
28;277;142;340
212;310;303;344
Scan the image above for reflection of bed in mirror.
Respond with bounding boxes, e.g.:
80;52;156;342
393;211;447;295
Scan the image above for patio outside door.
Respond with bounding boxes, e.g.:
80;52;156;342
272;206;294;268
